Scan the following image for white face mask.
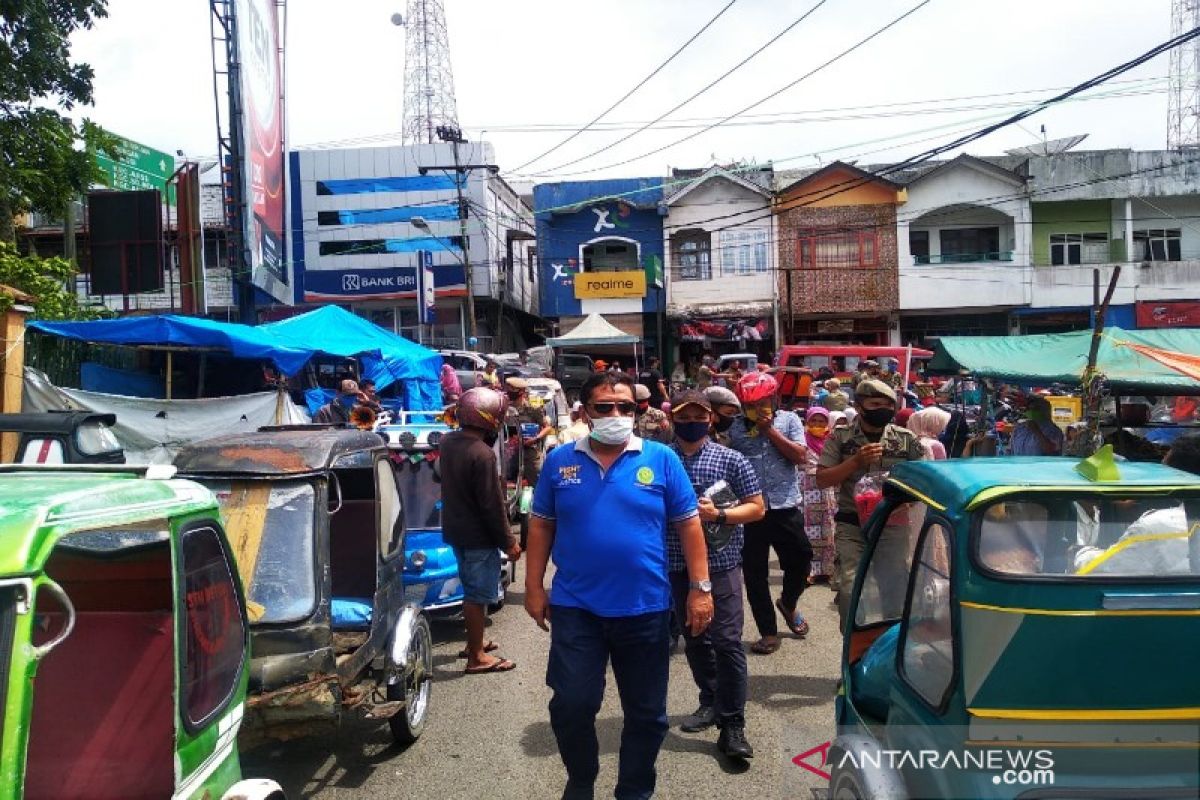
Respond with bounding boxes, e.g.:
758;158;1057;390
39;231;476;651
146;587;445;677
589;415;634;445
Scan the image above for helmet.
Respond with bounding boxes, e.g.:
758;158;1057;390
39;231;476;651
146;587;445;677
734;372;779;405
457;387;508;432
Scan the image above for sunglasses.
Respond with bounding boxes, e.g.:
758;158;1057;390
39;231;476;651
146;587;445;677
588;401;637;415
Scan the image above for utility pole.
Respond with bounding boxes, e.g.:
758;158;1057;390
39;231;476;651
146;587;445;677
420;125;497;348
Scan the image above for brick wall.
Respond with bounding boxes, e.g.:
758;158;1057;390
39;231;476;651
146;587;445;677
775;203;899;315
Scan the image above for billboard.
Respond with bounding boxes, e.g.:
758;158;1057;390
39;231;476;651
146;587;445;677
234;0;288;303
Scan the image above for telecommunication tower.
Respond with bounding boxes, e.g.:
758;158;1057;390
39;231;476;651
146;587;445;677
397;0;460;145
1168;0;1200;149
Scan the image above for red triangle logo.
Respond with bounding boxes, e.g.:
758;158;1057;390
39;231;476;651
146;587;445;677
792;740;832;781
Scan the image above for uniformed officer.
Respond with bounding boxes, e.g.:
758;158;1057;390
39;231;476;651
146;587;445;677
634;383;671;443
816;379;924;628
505;377;553;487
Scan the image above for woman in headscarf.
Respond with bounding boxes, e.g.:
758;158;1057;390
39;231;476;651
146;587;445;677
440;363;462;405
908;406;951;460
800;406;838;584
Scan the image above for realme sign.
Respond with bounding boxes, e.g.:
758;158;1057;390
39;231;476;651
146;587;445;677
574;271;647;299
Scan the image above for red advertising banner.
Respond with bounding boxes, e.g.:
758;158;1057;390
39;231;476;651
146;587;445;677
235;0;287;301
1136;300;1200;328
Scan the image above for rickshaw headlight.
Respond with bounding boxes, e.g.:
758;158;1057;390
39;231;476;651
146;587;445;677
409;550;428;571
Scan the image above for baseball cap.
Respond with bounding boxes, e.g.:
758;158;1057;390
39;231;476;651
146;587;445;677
670;389;712;414
634;384;651;401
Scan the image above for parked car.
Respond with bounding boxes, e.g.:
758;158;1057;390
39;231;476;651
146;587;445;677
380;411;519;618
174;426;433;746
832;453;1200;799
0;464;284;800
0;411;124;464
555;353;596;403
438;349;489;391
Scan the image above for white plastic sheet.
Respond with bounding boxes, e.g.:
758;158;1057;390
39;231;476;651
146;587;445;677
22;367;310;464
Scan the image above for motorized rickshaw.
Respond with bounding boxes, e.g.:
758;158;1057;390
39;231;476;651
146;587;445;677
380;412;517;617
832;454;1200;799
0;465;283;800
173;426;433;746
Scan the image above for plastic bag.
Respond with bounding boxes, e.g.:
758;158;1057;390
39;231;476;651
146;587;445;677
701;479;740;553
854;471;886;527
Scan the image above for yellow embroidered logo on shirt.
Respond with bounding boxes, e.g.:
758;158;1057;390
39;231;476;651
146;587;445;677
636;467;654;485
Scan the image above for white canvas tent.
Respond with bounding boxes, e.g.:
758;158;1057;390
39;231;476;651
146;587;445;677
546;313;643;373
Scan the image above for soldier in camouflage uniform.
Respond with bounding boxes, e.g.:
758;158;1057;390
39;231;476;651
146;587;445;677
634;383;671;443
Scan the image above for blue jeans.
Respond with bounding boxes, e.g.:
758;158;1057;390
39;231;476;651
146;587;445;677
546;605;670;800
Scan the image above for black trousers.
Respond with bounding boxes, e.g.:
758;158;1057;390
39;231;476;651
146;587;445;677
669;567;748;727
742;508;813;638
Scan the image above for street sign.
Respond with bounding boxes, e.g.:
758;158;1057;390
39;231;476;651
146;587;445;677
419;250;436;324
95;134;175;205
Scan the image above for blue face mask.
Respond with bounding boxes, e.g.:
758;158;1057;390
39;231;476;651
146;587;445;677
674;421;710;443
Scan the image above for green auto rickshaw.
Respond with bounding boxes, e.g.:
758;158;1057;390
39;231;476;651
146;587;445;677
0;465;283;800
833;453;1200;799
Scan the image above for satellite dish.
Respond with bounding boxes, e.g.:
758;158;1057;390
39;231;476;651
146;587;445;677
390;12;405;25
1005;134;1089;157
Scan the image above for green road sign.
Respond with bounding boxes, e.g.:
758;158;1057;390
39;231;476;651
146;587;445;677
95;134;176;204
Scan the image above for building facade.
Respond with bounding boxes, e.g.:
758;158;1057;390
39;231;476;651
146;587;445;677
534;178;665;354
289;142;537;351
774;162;905;345
662;165;777;370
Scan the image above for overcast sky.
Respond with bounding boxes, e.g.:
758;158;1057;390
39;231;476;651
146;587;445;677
72;0;1175;181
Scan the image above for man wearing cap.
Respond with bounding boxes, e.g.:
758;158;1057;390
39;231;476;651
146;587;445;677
314;379;362;425
505;377;553;487
634;384;672;443
704;386;741;447
817;379;924;627
668;390;764;759
853;360;880;392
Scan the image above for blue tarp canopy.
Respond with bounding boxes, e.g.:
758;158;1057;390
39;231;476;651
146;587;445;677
262;306;442;411
28;315;315;375
28;306;444;411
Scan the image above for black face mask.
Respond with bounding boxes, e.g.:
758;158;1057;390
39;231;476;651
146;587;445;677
861;407;896;428
483;431;499;447
713;415;736;433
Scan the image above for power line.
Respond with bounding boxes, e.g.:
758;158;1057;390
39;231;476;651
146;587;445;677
531;0;831;176
510;0;741;174
523;0;934;179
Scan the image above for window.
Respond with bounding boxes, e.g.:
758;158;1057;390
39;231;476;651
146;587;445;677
377;459;406;557
910;230;930;264
720;228;769;275
582;239;638;272
181;524;246;729
977;495;1200;579
854;501;928;629
939;227;1000;263
1050;233;1108;266
797;230;879;269
672;229;712;280
901;522;954;709
1133;228;1182;262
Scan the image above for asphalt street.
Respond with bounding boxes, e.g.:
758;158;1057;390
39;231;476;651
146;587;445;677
242;562;841;800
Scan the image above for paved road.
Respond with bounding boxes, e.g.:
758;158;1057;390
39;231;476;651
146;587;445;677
243;563;840;799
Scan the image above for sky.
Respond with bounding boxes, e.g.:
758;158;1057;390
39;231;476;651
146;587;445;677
71;0;1178;184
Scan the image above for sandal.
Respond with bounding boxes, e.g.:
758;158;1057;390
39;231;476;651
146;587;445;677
464;656;516;675
457;640;500;659
776;599;810;637
750;637;781;655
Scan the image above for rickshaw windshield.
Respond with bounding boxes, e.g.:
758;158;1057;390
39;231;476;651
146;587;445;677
206;479;318;624
975;491;1200;580
396;456;442;530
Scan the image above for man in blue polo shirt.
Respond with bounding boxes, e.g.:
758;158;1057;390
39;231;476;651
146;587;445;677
526;371;713;800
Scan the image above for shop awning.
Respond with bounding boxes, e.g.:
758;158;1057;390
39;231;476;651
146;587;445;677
929;327;1200;393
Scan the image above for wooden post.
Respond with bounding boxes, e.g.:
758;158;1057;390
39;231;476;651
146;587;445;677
166;350;173;400
1;304;30;462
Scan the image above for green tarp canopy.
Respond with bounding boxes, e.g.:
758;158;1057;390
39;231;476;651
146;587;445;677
928;327;1200;394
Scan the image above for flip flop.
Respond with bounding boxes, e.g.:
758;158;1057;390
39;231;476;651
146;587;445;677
464;657;516;675
750;637;781;655
457;640;499;659
776;599;810;637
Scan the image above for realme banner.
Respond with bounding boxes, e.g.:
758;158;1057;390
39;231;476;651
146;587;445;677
574;271;647;299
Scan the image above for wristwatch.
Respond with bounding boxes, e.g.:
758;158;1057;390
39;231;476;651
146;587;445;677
716;509;728;525
689;579;713;592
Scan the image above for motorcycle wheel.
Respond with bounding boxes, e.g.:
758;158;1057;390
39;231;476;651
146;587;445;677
388;614;432;745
